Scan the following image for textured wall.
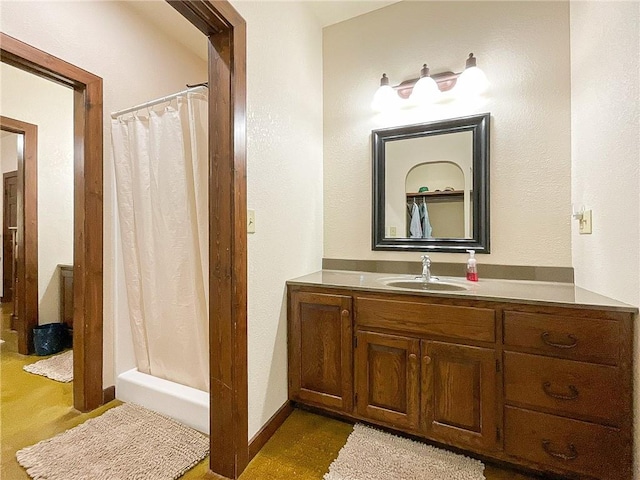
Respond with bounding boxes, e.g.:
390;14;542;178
569;2;640;477
323;1;572;266
230;1;324;440
0;63;74;325
0;1;208;386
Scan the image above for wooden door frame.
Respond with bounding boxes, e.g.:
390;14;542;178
167;1;247;478
2;169;18;304
1;33;104;412
0;117;38;355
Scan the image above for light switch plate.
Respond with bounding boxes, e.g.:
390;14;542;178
248;209;255;234
390;226;397;237
579;209;592;234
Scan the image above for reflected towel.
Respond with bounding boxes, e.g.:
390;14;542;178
410;203;422;238
420;202;433;238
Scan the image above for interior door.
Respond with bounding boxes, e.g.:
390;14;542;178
3;170;17;303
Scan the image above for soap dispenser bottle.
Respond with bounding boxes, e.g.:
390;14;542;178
466;250;478;282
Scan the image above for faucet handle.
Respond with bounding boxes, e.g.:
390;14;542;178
421;254;431;264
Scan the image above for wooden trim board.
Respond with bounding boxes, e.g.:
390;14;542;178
102;385;116;404
248;401;294;461
167;2;248;478
0;116;38;355
1;33;104;412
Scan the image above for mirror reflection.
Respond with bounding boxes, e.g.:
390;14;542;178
385;131;473;239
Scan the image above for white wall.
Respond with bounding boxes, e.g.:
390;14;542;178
0;132;19;297
569;2;640;477
0;1;207;385
230;1;324;440
0;64;74;325
324;1;572;266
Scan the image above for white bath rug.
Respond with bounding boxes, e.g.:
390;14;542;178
0;338;5;344
16;402;209;480
23;350;73;383
324;424;485;480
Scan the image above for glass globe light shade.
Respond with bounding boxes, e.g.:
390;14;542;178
371;84;400;112
410;75;440;105
455;66;489;96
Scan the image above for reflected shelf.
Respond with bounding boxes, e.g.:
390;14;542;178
406;190;466;202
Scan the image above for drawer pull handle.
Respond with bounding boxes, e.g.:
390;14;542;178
341;309;350;317
542;382;579;400
542;440;578;461
541;332;578;349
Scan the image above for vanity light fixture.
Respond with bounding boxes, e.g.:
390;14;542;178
455;53;490;96
409;64;440;105
371;73;400;112
373;53;488;111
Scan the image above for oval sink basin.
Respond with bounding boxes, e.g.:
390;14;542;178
384;280;468;292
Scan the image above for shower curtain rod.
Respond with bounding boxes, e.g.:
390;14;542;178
110;84;208;119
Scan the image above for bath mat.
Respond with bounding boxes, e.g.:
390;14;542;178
23;350;73;383
16;402;209;480
324;424;485;480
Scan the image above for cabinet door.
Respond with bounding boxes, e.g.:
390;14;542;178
356;331;420;430
289;291;353;412
422;340;498;451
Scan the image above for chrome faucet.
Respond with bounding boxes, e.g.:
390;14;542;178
421;255;432;282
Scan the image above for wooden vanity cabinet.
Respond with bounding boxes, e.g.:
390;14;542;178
288;285;635;480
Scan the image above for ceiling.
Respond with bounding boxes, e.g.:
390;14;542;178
123;1;401;61
306;1;401;28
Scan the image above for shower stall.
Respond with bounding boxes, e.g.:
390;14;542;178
111;86;210;433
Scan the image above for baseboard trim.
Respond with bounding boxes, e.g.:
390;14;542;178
248;401;294;461
102;385;116;404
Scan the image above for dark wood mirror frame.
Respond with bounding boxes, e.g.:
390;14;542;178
372;113;490;253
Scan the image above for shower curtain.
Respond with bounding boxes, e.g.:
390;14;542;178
111;91;209;392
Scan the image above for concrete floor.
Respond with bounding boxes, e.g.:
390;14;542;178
1;304;538;480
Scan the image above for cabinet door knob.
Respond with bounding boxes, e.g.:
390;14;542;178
341;309;350;317
423;355;432;365
409;353;417;361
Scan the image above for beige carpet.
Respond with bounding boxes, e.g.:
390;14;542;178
23;350;73;383
324;424;485;480
16;402;209;480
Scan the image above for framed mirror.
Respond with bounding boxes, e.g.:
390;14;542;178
372;113;490;252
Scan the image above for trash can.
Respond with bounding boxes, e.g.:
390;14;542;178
33;323;67;356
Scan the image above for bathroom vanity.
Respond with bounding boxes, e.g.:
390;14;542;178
287;271;635;480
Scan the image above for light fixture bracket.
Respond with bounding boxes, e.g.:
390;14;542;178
394;71;460;99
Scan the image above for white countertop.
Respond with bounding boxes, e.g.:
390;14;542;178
287;270;637;313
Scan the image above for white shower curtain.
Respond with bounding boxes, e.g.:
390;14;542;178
111;91;209;392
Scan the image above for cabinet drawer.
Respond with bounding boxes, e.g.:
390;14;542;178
356;297;495;342
504;407;627;480
504;352;621;426
503;311;619;365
